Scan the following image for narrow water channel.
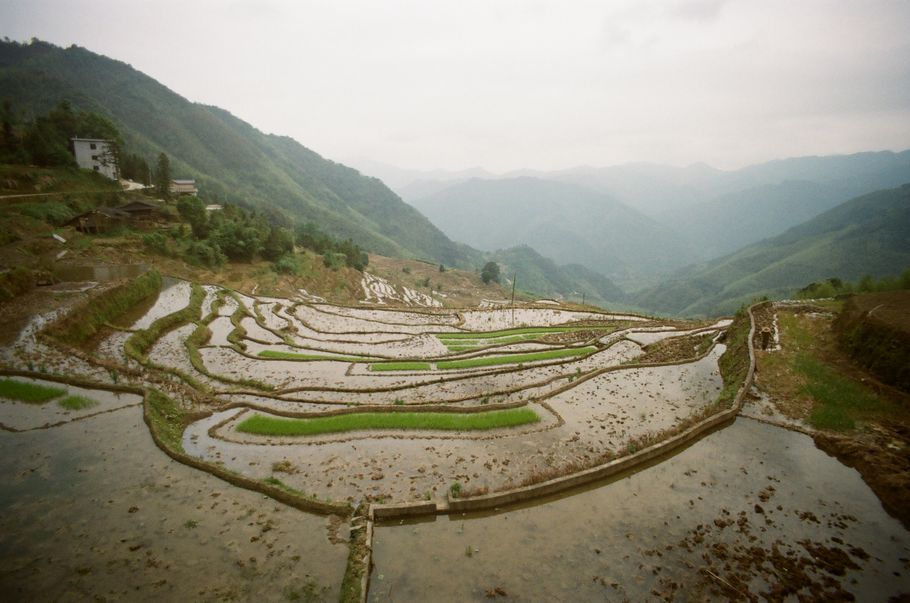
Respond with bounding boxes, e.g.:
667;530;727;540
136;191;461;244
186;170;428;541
370;418;909;601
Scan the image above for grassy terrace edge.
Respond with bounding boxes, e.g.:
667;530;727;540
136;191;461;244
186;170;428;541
257;350;380;362
368;346;597;371
236;407;540;436
437;346;596;369
436;326;615;340
46;270;162;347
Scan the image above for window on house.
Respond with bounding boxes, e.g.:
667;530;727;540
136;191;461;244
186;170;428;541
90;143;97;150
91;155;98;161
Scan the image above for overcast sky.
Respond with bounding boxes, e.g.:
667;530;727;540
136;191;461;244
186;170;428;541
3;0;910;172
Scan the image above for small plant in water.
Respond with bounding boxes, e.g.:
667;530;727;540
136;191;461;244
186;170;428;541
450;482;462;498
183;519;198;529
272;460;298;474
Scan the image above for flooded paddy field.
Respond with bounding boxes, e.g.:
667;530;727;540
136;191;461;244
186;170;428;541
0;398;347;602
370;418;910;601
3;273;906;601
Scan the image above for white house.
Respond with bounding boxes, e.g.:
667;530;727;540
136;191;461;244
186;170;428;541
169;179;198;196
71;138;119;180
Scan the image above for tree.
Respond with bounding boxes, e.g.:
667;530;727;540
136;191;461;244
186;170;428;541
155;152;171;198
262;225;295;261
213;222;263;261
481;261;501;284
176;196;209;238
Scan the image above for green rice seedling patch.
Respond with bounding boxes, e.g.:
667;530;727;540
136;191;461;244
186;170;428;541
258;350;379;362
0;379;66;403
369;361;432;372
57;395;99;410
236;407;539;436
435;346;596;370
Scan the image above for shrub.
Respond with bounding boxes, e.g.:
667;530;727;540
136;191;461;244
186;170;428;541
323;252;346;270
273;254;300;275
0;266;35;301
143;232;173;256
184;240;225;267
17;201;74;224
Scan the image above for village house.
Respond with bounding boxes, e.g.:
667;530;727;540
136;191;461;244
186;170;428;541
65;199;166;233
169;179;198;196
64;206;129;234
71;138;119;180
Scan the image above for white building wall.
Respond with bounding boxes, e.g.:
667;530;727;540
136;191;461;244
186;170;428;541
72;139;119;180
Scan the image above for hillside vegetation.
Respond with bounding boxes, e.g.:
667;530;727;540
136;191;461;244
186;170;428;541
489;245;626;306
633;185;910;316
0;39;477;267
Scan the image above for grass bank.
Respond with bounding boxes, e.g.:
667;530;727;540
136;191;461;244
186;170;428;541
145;389;188;452
716;309;751;408
796;354;885;430
757;307;905;431
125;283;205;360
46;271;161;347
236;407;539;436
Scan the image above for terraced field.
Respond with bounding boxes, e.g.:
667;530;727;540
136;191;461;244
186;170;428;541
0;273;740;512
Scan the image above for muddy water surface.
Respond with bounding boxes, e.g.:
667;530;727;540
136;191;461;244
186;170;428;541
0;404;348;602
370;418;909;601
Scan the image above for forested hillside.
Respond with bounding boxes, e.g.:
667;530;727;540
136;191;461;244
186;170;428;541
633;184;910;316
0;39;477;266
488;245;627;307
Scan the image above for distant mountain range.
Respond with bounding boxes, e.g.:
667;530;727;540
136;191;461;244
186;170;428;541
488;245;627;308
408;177;693;289
360;150;910;300
632;184;910;316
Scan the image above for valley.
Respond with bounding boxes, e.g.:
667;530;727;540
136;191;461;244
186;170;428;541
1;32;909;603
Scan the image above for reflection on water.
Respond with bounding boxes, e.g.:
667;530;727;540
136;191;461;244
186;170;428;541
370;418;909;601
0;405;348;602
53;263;148;282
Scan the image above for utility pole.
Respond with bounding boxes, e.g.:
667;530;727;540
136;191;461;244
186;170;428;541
510;273;517;326
582;292;586;307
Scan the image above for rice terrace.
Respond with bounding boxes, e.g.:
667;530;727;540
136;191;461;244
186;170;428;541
3;263;908;601
2;9;910;601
